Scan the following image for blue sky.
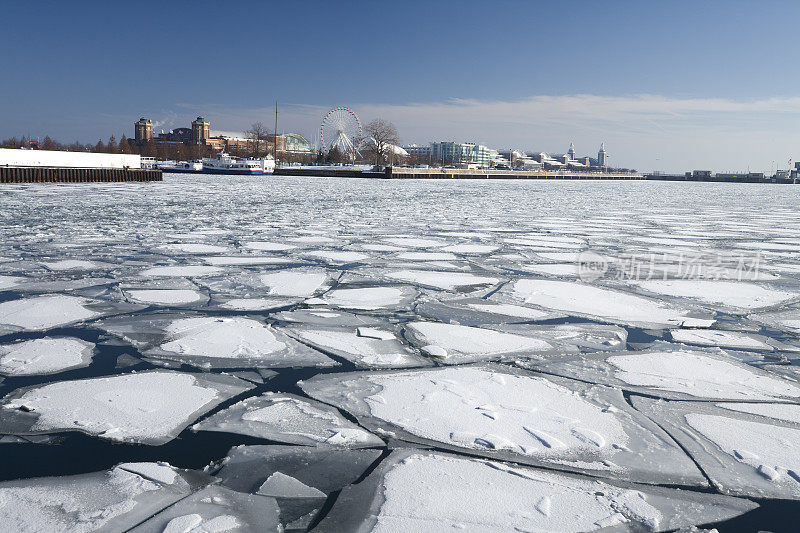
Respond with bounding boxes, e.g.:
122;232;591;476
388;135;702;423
2;0;800;172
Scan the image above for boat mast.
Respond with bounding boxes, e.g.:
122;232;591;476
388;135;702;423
274;101;279;166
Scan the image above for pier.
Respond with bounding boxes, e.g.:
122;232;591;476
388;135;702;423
0;166;162;183
275;167;643;180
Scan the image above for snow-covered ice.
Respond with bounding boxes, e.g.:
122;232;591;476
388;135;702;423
0;370;252;444
520;348;800;401
129;485;281;533
0;337;94;376
631;279;800;311
669;328;776;351
315;450;756;533
385;269;500;291
125;289;207;306
193;392;382;447
633;397;800;499
139;265;223;278
0;463;204;533
0;294;102;332
312;286;414;311
301;365;706;484
148;316;336;369
403;321;553;363
286;326;429;368
260;268;331;297
506;279;692;327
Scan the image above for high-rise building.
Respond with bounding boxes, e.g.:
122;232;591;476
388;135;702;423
134;118;153;144
598;143;607;167
567;142;576;160
191;117;210;144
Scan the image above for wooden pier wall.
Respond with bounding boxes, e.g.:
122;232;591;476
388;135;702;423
0;167;162;183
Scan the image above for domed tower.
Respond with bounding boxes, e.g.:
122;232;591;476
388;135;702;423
567;142;576;161
598;143;607;167
191;116;210;145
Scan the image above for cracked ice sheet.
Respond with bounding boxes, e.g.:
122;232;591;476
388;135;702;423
0;337;94;376
629;279;800;312
97;314;336;369
669;328;777;352
402;321;554;364
124;289;208;306
128;485;281;533
384;269;501;291
308;285;416;311
260;268;332;297
216;445;383;528
417;297;564;325
0;370;253;444
0;275;24;289
501;279;697;328
518;347;800;401
301;365;706;485
314;450;756;533
285;325;430;368
0;294;141;334
193;391;383;447
632;397;800;500
750;308;800;335
139;265;224;277
0;463;208;533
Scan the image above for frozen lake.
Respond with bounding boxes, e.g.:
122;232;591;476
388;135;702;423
1;174;800;532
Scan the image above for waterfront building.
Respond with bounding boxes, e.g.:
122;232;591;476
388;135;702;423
598;143;607;167
431;141;495;167
567;142;576;160
403;144;432;158
134;118;153;144
191;117;210;144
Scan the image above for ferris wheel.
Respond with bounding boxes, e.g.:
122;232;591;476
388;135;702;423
320;107;363;155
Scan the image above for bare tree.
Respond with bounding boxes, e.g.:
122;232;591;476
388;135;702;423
364;119;399;167
245;122;269;158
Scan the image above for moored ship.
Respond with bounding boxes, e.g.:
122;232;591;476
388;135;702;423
201;152;275;175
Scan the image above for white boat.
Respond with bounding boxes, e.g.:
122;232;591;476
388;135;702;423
156;160;203;173
201;152;275;175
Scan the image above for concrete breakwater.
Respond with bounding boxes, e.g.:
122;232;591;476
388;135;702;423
0;166;162;183
275;167;642;180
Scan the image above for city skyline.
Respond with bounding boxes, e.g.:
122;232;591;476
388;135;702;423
3;0;800;173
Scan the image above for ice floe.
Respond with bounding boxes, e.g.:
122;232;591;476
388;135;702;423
125;289;207;306
0;294;106;333
40;259;99;271
519;348;800;401
142;316;336;369
286;325;429;368
506;279;693;327
204;255;292;266
301;365;706;484
0;275;23;290
669;328;776;351
260;268;331;297
633;397;800;500
243;241;296;252
630;279;800;311
0;370;252;444
0;462;206;533
129;485;281;533
216;445;382;529
193;391;382;447
0;337;94;376
140;265;223;278
386;269;500;291
315;450;756;533
162;243;229;254
310;286;415;311
417;297;562;325
403;321;553;363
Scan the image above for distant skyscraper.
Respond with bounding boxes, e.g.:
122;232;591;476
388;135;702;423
567;142;576;160
598;143;607;167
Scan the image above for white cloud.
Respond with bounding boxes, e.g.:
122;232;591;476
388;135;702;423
177;94;800;173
